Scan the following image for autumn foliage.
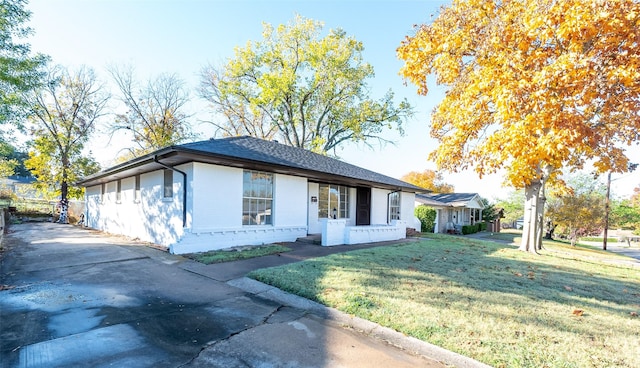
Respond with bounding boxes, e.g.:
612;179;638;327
400;169;454;193
398;0;640;252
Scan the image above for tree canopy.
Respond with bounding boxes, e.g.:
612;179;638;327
398;0;640;252
25;66;107;201
200;15;413;154
109;65;196;158
400;169;454;193
545;173;606;244
0;0;47;126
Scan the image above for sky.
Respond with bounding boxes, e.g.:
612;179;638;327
24;0;640;201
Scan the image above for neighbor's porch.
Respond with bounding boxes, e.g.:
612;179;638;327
434;207;483;234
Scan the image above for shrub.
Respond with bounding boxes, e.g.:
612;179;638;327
479;222;488;231
414;205;436;232
462;225;479;235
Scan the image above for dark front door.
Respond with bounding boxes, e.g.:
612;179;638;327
356;187;371;226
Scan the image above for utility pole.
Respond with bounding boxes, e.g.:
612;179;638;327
603;163;638;251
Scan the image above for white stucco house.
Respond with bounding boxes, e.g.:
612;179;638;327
415;193;485;234
78;136;425;254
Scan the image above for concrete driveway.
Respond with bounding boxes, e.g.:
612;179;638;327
1;223;475;368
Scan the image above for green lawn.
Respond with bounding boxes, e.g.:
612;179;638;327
249;234;640;368
186;244;291;264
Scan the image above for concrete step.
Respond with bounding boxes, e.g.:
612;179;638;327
296;235;321;245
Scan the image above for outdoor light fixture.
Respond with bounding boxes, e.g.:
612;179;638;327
332;208;337;219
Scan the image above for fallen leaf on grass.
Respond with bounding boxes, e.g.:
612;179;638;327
630;312;638;317
572;309;584;317
564;286;573;291
514;272;523;277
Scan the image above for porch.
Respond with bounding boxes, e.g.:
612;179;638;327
435;207;483;234
319;219;408;246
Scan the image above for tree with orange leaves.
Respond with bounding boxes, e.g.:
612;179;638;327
398;0;640;253
400;169;454;193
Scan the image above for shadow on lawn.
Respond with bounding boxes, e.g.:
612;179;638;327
252;236;640;338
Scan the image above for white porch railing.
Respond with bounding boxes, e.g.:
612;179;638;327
320;219;407;246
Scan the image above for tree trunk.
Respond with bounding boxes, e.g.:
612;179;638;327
519;166;552;254
58;155;70;224
519;182;542;254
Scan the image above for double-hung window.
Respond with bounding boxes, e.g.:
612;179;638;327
389;191;401;221
242;170;273;225
318;184;349;219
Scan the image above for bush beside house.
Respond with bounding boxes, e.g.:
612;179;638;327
415;205;436;232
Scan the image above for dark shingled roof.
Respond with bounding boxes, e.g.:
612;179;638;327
79;136;424;192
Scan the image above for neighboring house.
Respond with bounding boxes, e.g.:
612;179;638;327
0;175;38;198
78;136;425;254
415;193;485;234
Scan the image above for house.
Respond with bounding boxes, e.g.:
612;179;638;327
78;136;425;254
0;175;39;198
415;193;485;234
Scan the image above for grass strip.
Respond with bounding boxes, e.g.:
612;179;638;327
187;244;291;264
249;235;640;368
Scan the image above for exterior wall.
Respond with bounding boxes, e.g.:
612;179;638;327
174;164;308;254
400;192;416;227
84;166;185;247
370;188;389;225
189;163;241;231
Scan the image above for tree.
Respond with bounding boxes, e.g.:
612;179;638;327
610;199;640;235
480;197;500;223
0;138;29;177
495;190;525;226
545;173;606;246
109;65;196;158
25;66;107;220
1;0;48;126
200;15;413;154
398;0;640;253
400;170;454;193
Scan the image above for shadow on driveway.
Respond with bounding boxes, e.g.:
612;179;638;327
1;223;453;368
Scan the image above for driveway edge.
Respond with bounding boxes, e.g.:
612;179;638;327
227;277;492;368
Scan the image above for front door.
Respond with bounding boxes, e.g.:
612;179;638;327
356;187;371;226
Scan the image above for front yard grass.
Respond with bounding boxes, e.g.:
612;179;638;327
249;234;640;368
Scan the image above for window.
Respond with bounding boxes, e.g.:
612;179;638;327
163;170;173;198
389;191;401;221
100;183;105;203
135;175;141;202
242;170;273;225
116;180;122;203
318;184;349;219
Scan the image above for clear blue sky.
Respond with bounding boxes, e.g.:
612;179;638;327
25;0;639;200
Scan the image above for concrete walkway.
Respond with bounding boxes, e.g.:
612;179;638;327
0;223;489;368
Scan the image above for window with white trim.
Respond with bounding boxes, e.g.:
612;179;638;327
318;184;349;219
242;170;273;225
389;191;401;221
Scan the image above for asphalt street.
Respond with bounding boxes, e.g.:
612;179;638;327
0;222;487;368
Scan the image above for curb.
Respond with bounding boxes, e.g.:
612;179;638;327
227;277;492;368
